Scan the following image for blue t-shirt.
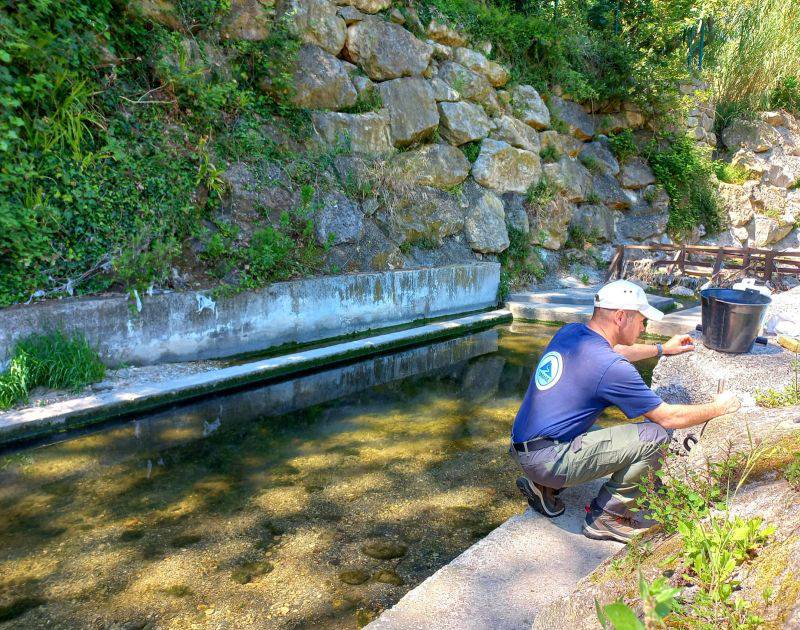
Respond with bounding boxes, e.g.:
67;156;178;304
512;323;663;443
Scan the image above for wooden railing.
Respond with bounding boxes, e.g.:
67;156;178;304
606;245;800;283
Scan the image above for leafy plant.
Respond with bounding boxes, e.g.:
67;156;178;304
785;452;800;490
539;144;561;163
498;227;545;299
596;573;681;630
0;331;106;409
526;177;560;206
712;160;751;185
770;76;800;113
608;129;637;164
460;140;482;162
645;134;721;235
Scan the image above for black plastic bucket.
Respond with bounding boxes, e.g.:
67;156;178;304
700;288;771;354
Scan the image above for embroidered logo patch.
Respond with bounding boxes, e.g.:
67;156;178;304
535;351;563;391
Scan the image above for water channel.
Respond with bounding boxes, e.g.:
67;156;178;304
0;323;657;629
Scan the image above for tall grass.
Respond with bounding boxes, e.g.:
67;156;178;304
0;331;106;410
710;0;800;111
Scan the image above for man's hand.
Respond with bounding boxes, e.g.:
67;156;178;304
714;390;741;415
663;334;695;356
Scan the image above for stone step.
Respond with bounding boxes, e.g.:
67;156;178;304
509;289;675;311
507;301;594;324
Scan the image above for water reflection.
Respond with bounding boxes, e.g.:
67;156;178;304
0;323;653;630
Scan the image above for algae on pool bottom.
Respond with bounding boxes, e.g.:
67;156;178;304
0;323;656;629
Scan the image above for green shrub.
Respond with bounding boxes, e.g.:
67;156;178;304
608;129;637;164
539;145;561;163
498;227;545;299
526;177;560;206
645;135;721;235
0;331;106;409
460;140;482;163
785;453;800;490
770;76;800;113
712;160;751;185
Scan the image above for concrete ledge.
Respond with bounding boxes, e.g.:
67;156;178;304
0;263;500;366
0;309;511;446
367;480;619;630
646;306;701;337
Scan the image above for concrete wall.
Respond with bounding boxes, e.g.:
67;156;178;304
0;263;500;366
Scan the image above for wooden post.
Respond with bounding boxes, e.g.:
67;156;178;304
742;248;752;276
764;251;776;283
606;246;624;281
711;250;724;280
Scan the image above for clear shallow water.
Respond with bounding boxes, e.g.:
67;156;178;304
0;323;655;630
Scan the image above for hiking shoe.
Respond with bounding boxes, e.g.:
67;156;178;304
582;505;654;543
516;476;565;517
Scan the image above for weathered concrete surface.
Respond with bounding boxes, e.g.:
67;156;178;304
0;264;500;366
0;309;511;445
506;289;674;326
366;480;621;630
646;305;701;337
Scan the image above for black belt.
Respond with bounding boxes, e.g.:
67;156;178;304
512;438;558;453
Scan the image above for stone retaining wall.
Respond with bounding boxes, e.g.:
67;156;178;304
0;263;499;366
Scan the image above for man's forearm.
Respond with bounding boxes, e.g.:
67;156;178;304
614;343;658;362
646;400;725;430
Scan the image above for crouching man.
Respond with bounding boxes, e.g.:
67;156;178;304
510;280;740;542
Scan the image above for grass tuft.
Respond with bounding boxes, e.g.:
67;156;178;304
0;331;105;410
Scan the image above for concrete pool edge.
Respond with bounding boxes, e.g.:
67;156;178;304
0;309;512;446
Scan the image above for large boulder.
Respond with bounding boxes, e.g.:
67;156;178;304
571;203;615;242
543;157;592;203
221;0;273;40
291;45;357;109
613;189;668;241
429;78;460;102
528;195;575;250
278;0;346;56
438;101;491;145
391;144;470;188
749;184;788;213
730;149;770;178
221;162;299;231
753;214;794;247
452;47;509;87
437;61;497;113
490;115;540;153
471;139;542;193
509;85;550;130
427;19;468;47
579;141;619;176
311;110;393;154
502;193;530;235
717;181;754;227
763;156;800;189
540;130;583;158
345;20;432;80
463;182;510;253
721;119;779;153
126;0;182;30
776;125;800;157
315;191;364;244
591;173;630;209
619;157;656;189
344;0;391;13
547;95;595;140
376;185;464;244
377;77;439;147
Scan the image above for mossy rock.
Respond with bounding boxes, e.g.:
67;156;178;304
119;528;145;542
339;569;370;585
373;569;404;586
231;561;274;585
360;541;407;560
162;585;192;598
170;534;202;548
0;597;46;623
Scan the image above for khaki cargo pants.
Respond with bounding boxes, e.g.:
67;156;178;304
510;422;671;519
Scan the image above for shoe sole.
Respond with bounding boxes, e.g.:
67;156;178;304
581;522;631;543
516;477;565;517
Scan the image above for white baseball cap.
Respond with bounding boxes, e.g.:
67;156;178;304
593;279;664;321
